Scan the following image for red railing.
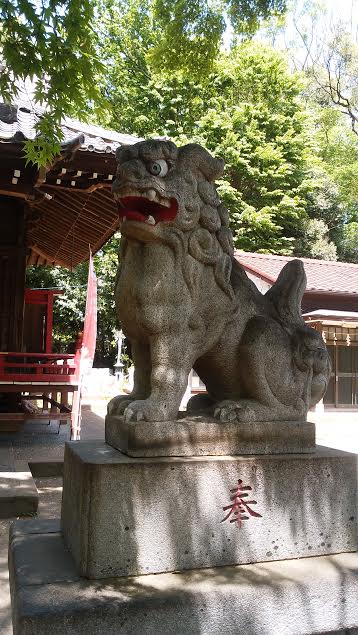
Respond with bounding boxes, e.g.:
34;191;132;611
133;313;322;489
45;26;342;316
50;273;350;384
0;352;79;384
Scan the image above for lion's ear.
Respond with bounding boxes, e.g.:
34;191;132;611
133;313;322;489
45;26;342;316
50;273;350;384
116;144;138;164
178;144;225;182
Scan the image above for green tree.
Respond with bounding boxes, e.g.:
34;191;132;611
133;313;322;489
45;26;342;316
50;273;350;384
101;23;314;253
194;44;313;253
1;0;287;165
150;0;287;76
308;105;358;261
295;218;337;261
0;0;105;166
307;29;358;137
338;221;358;263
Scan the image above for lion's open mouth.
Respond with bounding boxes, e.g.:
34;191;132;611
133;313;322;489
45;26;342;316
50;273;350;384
117;195;178;225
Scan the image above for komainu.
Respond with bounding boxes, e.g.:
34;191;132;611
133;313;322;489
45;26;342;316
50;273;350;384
108;140;330;424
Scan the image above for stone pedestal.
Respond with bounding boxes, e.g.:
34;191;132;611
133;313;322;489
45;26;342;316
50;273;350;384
8;519;358;635
9;414;358;634
61;441;357;579
105;414;316;457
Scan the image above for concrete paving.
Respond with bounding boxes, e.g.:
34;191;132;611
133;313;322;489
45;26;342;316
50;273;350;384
0;477;63;635
0;402;106;634
0;472;38;518
312;410;358;455
0;403;106;521
0;401;106;470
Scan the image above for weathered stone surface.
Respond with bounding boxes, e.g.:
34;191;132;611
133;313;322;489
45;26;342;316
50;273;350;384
9;526;358;635
10;533;80;586
61;441;357;578
108;139;330;426
0;471;38;518
10;518;60;539
28;461;63;477
106;413;316;456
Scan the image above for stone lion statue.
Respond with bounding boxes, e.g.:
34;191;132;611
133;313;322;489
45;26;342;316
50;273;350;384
108;139;330;424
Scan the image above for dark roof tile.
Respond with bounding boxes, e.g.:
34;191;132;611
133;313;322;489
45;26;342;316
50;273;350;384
236;251;358;295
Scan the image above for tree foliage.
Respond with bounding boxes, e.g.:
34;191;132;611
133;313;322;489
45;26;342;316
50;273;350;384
308;105;358;261
0;0;287;165
100;13;315;254
307;30;358;137
16;0;358;361
149;0;287;73
0;0;105;165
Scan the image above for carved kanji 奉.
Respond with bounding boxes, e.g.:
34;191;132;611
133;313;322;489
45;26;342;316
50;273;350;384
221;480;262;528
108;139;330;424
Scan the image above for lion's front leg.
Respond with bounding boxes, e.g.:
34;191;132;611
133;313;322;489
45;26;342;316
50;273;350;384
123;334;193;422
107;340;151;416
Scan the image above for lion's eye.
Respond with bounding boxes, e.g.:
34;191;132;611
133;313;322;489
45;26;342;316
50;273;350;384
148;160;169;177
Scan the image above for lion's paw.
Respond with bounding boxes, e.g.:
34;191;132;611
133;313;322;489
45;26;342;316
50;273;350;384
107;395;135;416
214;400;256;423
123;399;172;423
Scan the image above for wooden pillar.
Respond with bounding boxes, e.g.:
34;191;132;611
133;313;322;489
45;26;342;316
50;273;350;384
45;292;54;353
0;196;27;351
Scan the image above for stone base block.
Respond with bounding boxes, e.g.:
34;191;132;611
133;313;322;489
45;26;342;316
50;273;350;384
61;441;357;578
8;520;358;635
105;414;316;457
0;471;38;518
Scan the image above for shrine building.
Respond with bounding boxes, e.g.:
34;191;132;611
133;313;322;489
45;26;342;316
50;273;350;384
0;84;139;433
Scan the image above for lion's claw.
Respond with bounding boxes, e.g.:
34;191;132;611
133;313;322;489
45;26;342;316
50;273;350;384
214;400;256;423
107;395;135;416
123;406;145;423
122;399;174;422
214;406;237;423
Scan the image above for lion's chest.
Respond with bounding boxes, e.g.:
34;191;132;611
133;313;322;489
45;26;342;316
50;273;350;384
117;243;189;335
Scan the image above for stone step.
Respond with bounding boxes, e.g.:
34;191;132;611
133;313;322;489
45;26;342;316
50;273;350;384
28;461;63;477
0;469;38;518
8;519;358;635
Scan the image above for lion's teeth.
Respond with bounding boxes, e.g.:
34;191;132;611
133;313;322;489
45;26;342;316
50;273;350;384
147;189;156;201
146;215;156;225
122;216;127;223
160;197;170;208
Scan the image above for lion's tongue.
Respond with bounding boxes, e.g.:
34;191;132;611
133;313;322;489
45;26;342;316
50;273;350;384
119;210;147;222
117;196;178;223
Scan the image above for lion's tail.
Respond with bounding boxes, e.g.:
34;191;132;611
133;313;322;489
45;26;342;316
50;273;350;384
265;259;306;326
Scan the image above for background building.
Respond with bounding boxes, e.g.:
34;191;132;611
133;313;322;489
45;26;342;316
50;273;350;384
237;251;358;409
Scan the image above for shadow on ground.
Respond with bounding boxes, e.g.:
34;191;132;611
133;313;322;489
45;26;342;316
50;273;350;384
0;405;106;467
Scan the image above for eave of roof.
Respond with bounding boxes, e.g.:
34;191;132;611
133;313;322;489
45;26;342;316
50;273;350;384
236;250;358;296
0;82;142;153
0;83;144;267
303;309;358;325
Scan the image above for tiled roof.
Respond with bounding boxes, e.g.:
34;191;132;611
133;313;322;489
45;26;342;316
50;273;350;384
0;80;141;153
235;251;358;295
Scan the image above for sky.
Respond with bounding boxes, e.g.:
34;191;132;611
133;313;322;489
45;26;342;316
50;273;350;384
253;0;358;69
222;1;358;54
283;0;358;41
323;0;358;27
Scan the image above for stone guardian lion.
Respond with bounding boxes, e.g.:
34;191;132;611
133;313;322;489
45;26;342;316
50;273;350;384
108;140;330;424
